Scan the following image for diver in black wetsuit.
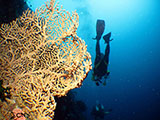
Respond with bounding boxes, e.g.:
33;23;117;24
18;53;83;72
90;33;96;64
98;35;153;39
92;19;113;86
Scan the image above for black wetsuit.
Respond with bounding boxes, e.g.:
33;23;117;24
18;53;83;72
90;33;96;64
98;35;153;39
93;40;110;79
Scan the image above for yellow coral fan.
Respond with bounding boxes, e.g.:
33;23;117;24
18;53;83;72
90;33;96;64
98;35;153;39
0;0;92;119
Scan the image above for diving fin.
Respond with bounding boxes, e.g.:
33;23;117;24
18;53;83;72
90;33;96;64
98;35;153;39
103;32;113;43
104;109;112;114
93;19;105;40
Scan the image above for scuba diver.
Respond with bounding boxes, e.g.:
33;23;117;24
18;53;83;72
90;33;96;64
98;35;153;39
91;102;112;120
92;19;113;86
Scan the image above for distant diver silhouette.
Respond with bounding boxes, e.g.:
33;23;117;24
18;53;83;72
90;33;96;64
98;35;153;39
91;102;112;120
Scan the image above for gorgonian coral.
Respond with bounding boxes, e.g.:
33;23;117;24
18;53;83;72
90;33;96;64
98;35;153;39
0;0;92;119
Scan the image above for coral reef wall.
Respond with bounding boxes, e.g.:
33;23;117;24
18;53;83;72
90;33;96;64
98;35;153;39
0;0;92;119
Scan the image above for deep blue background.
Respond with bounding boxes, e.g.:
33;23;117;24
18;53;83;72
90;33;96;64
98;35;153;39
28;0;160;119
75;0;160;120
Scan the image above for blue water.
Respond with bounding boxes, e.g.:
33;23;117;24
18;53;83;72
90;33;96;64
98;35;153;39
28;0;160;120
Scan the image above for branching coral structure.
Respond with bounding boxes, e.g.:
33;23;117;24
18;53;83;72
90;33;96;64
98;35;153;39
0;0;92;119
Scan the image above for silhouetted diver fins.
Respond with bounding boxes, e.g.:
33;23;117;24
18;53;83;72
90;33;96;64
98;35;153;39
93;19;105;40
103;32;113;43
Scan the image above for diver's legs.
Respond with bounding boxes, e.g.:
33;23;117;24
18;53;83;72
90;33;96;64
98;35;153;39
95;40;101;65
104;43;110;63
94;19;105;64
96;40;101;56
